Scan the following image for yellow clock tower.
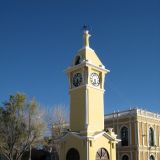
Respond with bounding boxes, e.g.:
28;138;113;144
58;30;119;160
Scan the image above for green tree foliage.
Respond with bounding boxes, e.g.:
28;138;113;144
0;93;45;160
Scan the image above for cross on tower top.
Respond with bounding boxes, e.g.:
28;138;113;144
82;25;91;48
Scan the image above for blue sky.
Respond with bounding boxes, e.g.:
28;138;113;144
0;0;160;114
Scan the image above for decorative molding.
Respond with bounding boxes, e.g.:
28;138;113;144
69;84;105;92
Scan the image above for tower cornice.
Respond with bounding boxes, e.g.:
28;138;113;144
69;84;106;93
65;60;110;74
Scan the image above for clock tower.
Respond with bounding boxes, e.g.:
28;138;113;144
58;30;119;160
67;30;108;135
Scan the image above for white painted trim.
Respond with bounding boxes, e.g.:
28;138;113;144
154;124;156;146
80;129;103;134
129;121;132;145
91;131;119;142
104;108;160;121
105;117;160;126
78;46;94;52
55;132;86;142
87;84;106;91
135;122;137;145
85;88;89;129
87;138;89;160
142;122;144;146
137;122;140;147
69;84;105;92
85;61;109;72
65;62;86;73
65;60;109;73
56;130;120;144
110;140;112;160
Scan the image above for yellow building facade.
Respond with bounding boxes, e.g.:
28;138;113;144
58;30;119;160
105;108;160;160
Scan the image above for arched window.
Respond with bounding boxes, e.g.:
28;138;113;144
66;148;80;160
149;127;154;146
150;155;155;160
74;55;81;65
121;126;128;146
122;155;129;160
96;148;109;160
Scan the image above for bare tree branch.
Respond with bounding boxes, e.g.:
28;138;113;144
0;93;46;160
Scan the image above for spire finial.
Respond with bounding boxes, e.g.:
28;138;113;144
83;25;91;48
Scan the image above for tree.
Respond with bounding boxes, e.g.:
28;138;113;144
52;105;69;138
0;93;45;160
43;105;69;159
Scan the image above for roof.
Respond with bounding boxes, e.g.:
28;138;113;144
55;130;120;143
104;108;160;120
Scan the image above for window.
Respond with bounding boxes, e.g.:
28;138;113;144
150;155;155;160
122;155;129;160
96;148;109;160
66;148;80;160
149;127;154;146
74;55;81;65
121;126;128;146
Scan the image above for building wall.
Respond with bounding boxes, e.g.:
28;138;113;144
137;111;160;160
105;108;160;160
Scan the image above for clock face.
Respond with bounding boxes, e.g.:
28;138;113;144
73;73;82;87
90;73;100;86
